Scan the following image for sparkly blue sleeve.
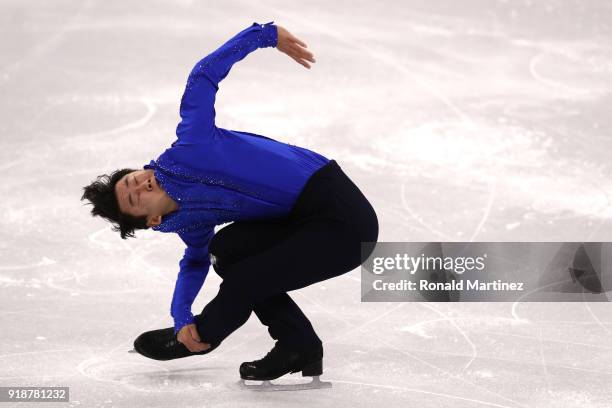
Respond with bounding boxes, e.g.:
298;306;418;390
170;226;215;334
176;21;278;141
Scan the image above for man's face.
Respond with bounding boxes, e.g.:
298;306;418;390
115;169;166;226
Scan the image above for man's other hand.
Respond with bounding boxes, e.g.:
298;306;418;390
276;25;316;69
177;323;210;352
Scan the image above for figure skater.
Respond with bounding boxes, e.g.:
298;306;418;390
81;21;379;384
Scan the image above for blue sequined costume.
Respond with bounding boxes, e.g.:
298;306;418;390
143;21;330;334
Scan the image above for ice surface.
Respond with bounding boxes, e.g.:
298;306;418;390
1;0;611;407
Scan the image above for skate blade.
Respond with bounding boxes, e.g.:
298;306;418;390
238;376;332;392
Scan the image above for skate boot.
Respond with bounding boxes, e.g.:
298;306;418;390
238;342;331;391
240;341;323;380
132;326;216;361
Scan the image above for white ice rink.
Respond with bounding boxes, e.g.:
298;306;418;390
1;0;612;407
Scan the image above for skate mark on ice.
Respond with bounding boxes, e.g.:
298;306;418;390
0;1;92;81
400;183;455;241
510;277;581;323
4;97;158;150
330;333;529;408
1;309;126;326
76;313;175;388
45;273;143;296
105;365;225;393
400;317;451;339
528;51;604;97
0;347;104;363
537;325;552;392
0;347;104;381
346;314;525;406
419;303;478;372
0;159;22;172
294;291;526;407
468;177;498;242
89;225;174;284
329;379;519;408
0;257;56;271
295;291;413;374
70;97;157;143
582;290;612;334
122;236;175;285
398;343;612;376
472;328;612;351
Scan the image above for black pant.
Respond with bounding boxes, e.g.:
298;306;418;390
195;159;379;352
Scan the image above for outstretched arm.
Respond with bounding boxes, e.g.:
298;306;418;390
176;21;278;140
192;22;278;87
176;21;316;142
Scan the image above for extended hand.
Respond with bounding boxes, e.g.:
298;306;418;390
177;323;210;352
276;25;316;69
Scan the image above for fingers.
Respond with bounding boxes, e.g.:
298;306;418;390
290;34;307;48
184;337;210;352
290;54;311;69
287;45;315;69
181;336;210;352
290;43;315;63
177;324;210;352
277;31;316;69
188;325;201;342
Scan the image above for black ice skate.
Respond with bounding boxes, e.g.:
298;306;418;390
238;342;331;391
130;326;216;361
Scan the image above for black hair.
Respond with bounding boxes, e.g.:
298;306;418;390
81;168;149;239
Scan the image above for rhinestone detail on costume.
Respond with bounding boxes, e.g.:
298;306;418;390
186;21;277;91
